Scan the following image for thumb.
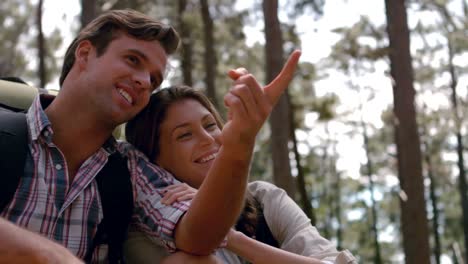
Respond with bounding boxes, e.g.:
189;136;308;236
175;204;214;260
227;68;249;81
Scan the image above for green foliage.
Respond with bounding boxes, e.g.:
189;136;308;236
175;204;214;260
0;0;63;87
0;0;34;77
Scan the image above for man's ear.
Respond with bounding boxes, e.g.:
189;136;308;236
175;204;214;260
75;40;93;70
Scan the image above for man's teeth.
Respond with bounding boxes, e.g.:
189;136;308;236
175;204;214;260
118;88;133;104
198;153;217;163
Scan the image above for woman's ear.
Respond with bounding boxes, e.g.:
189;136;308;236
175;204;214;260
75;40;93;70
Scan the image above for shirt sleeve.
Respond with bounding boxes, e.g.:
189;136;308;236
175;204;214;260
122;142;190;252
248;181;357;264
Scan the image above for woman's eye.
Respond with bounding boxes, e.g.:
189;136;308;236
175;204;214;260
205;123;217;131
177;132;192;140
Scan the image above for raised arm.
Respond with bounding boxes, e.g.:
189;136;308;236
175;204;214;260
173;51;301;254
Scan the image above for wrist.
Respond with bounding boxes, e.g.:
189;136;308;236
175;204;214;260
218;144;253;164
226;230;244;250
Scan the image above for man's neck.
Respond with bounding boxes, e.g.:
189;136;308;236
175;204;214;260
44;96;115;182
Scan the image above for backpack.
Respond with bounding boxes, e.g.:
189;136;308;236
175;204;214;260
0;79;133;264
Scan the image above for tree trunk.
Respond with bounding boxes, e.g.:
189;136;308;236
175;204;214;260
452;242;464;264
327;147;338;244
319;130;331;239
334;170;342;250
423;141;442;264
80;0;98;29
200;0;219;108
178;0;193;86
384;1;431;263
362;121;383;264
290;106;315;224
37;0;46;88
447;34;468;264
262;0;295;198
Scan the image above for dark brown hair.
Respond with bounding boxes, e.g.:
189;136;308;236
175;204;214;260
125;85;278;246
59;9;180;86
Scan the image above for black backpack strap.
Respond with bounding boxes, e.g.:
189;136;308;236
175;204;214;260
84;153;134;264
0;111;28;211
0;109;133;263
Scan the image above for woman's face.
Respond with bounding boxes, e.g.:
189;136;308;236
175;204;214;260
156;99;221;188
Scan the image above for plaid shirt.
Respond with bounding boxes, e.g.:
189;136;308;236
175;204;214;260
1;95;190;263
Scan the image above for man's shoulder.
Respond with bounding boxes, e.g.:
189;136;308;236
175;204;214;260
117;140;171;177
117;141;149;160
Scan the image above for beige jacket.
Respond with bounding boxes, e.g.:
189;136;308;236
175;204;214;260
124;181;357;263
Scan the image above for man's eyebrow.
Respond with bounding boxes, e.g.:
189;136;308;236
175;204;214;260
127;49;150;62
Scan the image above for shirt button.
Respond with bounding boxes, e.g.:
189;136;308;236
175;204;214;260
55;164;62;170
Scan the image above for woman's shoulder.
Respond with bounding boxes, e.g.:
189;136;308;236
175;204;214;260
247;181;290;207
248;181;286;196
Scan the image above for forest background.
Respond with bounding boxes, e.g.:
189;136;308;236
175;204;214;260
1;0;468;263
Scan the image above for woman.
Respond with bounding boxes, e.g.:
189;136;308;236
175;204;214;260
124;85;357;264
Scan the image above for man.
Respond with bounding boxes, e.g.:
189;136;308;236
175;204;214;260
0;9;300;263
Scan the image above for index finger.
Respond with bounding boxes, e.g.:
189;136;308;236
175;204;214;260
263;50;301;104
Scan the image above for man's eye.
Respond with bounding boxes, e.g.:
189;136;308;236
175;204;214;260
127;55;139;64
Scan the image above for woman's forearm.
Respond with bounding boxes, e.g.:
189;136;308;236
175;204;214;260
226;230;326;264
174;145;252;255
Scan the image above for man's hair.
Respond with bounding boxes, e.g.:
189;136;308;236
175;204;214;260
59;9;180;86
125;85;223;162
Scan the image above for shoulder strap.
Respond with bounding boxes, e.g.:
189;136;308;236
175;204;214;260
0;111;28;211
0;110;133;263
84;152;134;264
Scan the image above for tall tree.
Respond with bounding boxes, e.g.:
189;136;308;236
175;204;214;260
422;133;442;264
361;115;383;264
178;0;193;86
290;106;315;224
446;33;468;264
36;0;46;88
384;0;431;263
329;16;389;260
262;0;295;197
419;2;468;258
81;0;98;28
437;4;468;259
200;0;219;108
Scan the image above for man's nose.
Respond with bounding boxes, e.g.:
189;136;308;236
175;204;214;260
133;70;151;91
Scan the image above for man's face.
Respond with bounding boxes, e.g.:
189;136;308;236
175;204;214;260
78;33;168;125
